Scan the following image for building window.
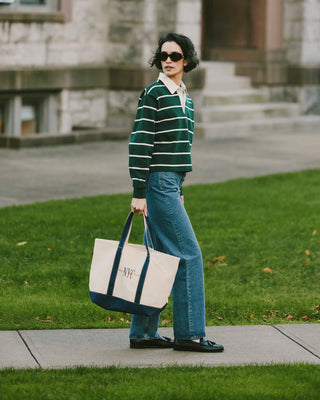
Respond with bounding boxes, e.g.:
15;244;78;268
0;0;59;12
21;100;40;135
20;0;45;3
0;93;57;136
0;0;72;22
0;103;6;134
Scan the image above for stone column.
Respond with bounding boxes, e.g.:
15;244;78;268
175;0;202;56
141;0;177;65
283;0;320;112
300;0;320;66
266;0;284;51
284;0;320;66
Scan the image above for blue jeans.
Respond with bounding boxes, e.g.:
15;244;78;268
129;172;206;340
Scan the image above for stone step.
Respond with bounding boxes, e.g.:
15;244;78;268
201;61;236;77
203;89;268;106
204;76;252;91
195;115;320;139
199;102;301;123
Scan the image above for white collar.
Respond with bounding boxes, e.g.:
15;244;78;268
158;72;186;94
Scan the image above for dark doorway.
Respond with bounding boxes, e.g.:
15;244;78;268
202;0;267;60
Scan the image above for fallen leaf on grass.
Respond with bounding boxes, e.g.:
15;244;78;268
162;318;171;325
264;268;273;274
36;316;52;323
212;256;226;262
267;310;277;318
305;250;310;256
120;317;131;324
286;315;294;320
209;256;227;267
316;305;320;310
313;230;317;235
17;241;27;246
302;315;309;321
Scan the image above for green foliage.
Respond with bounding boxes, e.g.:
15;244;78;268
0;170;320;329
1;364;320;400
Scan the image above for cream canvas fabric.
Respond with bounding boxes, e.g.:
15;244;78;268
89;213;180;312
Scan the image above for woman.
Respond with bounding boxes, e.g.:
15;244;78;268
129;33;224;352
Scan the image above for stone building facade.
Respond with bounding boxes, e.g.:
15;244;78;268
0;0;319;144
283;0;320;111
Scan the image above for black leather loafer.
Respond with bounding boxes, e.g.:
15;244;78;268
130;335;174;349
174;338;224;352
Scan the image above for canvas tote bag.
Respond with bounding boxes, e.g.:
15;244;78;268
89;212;180;316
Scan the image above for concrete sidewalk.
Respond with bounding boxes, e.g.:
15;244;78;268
1;325;320;369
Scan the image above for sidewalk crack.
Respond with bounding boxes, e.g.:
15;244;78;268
17;331;41;368
272;325;320;361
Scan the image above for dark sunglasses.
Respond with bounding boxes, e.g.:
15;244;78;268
160;51;184;62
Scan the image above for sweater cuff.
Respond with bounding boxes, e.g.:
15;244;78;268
133;186;146;199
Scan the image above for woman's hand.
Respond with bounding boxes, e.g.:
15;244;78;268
131;198;148;217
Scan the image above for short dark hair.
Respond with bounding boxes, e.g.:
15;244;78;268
149;33;199;73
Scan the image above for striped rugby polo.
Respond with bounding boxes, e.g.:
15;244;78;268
129;74;195;198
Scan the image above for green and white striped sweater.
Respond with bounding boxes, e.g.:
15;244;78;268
129;77;194;198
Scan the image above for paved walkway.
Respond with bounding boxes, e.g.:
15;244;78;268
1;130;320;207
1;130;320;369
1;325;320;369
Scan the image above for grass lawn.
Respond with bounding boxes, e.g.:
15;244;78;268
1;364;320;400
0;169;319;329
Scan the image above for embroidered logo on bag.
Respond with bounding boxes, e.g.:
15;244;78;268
118;267;139;279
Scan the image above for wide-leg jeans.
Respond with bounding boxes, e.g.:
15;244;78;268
129;172;206;340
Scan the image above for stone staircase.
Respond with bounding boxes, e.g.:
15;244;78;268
195;61;320;138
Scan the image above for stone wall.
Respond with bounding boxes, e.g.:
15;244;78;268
280;0;320;112
0;0;205;135
0;0;203;69
107;0;178;67
176;0;202;57
1;0;317;139
106;0;202;66
59;89;108;133
105;0;177;130
3;0;319;69
284;0;320;66
0;0;109;67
